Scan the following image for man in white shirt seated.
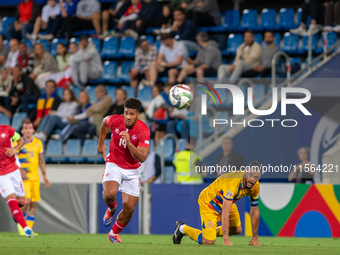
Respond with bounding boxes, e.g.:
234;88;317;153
149;33;188;85
4;39;20;71
27;0;61;42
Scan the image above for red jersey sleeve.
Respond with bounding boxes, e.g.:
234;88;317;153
105;115;118;129
7;126;16;138
137;123;151;148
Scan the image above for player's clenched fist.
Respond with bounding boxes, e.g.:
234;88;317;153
120;131;131;145
97;143;106;160
249;238;261;246
5;148;16;157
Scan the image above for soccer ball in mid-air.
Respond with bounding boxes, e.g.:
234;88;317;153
169;84;193;109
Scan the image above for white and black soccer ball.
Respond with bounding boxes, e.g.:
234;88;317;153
169;84;193;109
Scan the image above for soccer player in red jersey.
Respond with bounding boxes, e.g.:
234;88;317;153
0;125;34;237
97;98;150;244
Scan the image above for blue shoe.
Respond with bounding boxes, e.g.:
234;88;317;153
103;203;117;227
25;228;34;237
107;232;121;244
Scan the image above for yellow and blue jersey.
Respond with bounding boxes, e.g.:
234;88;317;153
15;137;43;181
198;171;260;214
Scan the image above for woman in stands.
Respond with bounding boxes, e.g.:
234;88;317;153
50;90;91;142
34;88;78;141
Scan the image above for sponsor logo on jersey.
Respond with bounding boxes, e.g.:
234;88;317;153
226;191;233;198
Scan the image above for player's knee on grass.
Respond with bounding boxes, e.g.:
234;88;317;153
202;238;215;245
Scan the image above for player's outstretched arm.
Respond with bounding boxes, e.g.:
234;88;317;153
39;153;50;188
222;198;234;246
98;118;110;159
249;206;261;246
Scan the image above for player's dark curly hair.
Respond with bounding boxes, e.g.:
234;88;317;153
124;98;142;112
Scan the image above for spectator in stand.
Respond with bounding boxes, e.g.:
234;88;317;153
241;32;280;80
146;83;172;149
218;31;261;84
59;0;101;40
290;0;325;35
168;8;198;53
177;32;221;83
33;88;78;141
4;39;20;71
161;0;193;28
105;88;127;117
17;42;34;75
67;85;112;144
0;35;10;68
186;0;220;27
30;43;59;89
0;68;12;108
114;0;142;34
167;104;189;139
56;42;78;88
215;137;245;178
101;0;130;37
51;90;91;141
133;0;163;36
5;65;40;116
149;33;188;86
26;0;61;42
56;43;70;72
324;0;340;32
28;79;62;128
5;0;40;40
129;38;158;93
70;36;103;88
140;150;162;183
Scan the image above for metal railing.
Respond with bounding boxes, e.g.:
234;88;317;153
271;51;291;87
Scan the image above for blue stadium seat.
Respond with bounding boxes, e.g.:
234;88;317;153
254;33;263;45
46;140;65;163
122;85;135;98
12;112;27;131
65;139;83;163
210;11;229;32
22;39;33;50
156;36;161;50
164;166;174;184
71;86;81;99
101;37;121;58
299;34;319;54
156;138;175;162
253;84;266;104
321;31;337;50
137;87;153;104
222;33;243;56
102;61;121;83
279;8;296;30
104;139;110;157
50;38;67;56
289;57;302;69
260;9;280;31
0;114;10;125
56;87;64;99
240;9;260;31
119;37;136;58
36;39;50;52
140;35;154;45
178;138;186;151
82;139;102;163
1;17;15;37
85;86;97;103
281;32;299;54
274;33;281;47
69;37;80;45
211;34;228;51
145;27;160;34
120;61;134;83
106;86;117;101
88;37;102;53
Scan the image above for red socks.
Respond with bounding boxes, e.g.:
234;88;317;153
7;198;28;229
111;220;126;235
106;200;117;212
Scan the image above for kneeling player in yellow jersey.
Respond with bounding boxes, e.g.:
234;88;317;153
173;161;262;246
15;121;50;235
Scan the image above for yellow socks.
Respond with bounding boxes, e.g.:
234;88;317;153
183;225;203;244
26;215;35;230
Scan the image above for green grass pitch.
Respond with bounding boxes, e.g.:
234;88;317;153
0;232;339;255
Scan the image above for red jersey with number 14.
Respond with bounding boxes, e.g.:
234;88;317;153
0;125;19;176
105;115;150;169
